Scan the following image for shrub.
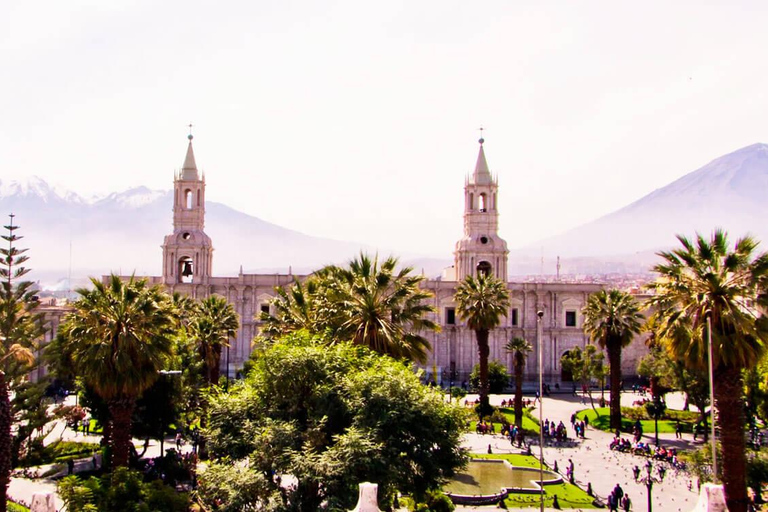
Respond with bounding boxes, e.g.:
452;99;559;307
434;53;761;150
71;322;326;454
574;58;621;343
469;361;509;394
18;440;100;467
57;467;189;512
425;490;455;512
489;409;508;425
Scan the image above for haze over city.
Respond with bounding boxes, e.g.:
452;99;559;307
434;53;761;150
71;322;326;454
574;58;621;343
3;1;768;256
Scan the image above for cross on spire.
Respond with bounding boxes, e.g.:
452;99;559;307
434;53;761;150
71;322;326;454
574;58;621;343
188;123;194;140
478;126;484;144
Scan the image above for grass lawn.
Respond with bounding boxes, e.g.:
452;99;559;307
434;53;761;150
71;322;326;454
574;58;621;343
471;454;597;509
576;407;698;434
496;408;540;434
74;419;103;434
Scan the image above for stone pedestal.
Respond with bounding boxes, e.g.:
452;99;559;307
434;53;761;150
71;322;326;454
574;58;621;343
691;483;727;512
30;493;56;512
351;482;381;512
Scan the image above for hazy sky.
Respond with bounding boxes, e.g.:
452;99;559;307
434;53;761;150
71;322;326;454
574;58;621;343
2;1;767;258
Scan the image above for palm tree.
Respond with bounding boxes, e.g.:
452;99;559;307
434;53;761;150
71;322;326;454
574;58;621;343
648;231;768;512
61;275;175;467
582;289;642;431
505;337;532;427
328;254;438;363
455;274;510;415
191;295;239;386
0;217;42;512
260;277;329;339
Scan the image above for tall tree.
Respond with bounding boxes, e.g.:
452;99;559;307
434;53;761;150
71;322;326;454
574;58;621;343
648;231;768;512
59;275;175;467
505;337;532;427
582;289;642;430
454;273;510;416
0;216;44;512
191;295;239;386
261;254;438;363
327;254;438;363
560;345;605;412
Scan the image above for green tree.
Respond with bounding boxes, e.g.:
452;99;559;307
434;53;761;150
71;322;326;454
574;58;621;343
560;345;605;412
58;275;176;467
469;360;509;395
260;277;330;339
638;345;711;441
505;337;532;427
582;289;643;430
202;332;467;511
647;230;768;512
454;273;510;416
262;253;439;363
191;295;239;386
0;216;44;512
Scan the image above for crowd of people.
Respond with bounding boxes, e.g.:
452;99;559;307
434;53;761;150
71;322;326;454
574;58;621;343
609;436;685;470
569;413;588;439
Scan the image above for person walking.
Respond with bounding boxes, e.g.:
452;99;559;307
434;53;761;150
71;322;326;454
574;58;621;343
622;494;631;512
613;483;624;503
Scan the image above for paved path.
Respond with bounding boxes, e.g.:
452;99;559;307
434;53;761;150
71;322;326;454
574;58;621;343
455;391;702;512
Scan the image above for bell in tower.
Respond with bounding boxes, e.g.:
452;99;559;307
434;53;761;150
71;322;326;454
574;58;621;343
161;130;214;286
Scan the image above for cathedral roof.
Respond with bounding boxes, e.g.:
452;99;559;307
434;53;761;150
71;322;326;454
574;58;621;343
470;138;493;185
181;135;199;180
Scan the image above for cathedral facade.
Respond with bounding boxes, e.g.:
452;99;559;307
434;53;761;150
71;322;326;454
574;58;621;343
132;135;648;384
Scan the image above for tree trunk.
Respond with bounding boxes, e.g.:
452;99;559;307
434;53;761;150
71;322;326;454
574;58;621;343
476;329;490;416
715;366;748;512
108;398;136;468
607;341;622;431
0;373;11;512
209;346;222;386
514;356;524;427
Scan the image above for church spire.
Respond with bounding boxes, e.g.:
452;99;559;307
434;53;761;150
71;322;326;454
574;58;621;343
471;136;493;185
181;133;199;181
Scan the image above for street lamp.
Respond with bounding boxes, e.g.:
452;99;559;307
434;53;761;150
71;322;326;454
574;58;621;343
537;310;544;512
638;459;666;512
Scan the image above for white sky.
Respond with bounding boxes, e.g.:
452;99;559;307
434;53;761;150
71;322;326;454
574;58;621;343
2;0;767;258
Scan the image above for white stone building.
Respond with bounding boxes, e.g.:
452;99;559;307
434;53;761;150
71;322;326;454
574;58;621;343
109;134;649;384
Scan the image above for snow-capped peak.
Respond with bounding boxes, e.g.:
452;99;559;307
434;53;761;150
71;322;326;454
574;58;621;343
0;176;86;204
93;186;168;209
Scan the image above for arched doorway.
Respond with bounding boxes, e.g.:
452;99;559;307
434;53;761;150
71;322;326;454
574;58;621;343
560;350;573;382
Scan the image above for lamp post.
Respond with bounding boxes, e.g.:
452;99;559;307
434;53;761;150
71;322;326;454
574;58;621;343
639;459;666;512
706;316;718;482
537;310;545;512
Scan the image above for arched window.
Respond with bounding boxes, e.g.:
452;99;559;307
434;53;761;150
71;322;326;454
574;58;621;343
185;190;193;209
469;193;474;211
178;257;194;283
479;193;487;212
477;260;492;277
197;190;201;207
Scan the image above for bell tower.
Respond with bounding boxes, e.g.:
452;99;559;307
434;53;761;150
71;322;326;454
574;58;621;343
162;133;213;285
453;136;509;281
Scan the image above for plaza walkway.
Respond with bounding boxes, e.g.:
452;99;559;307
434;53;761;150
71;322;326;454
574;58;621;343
456;391;702;512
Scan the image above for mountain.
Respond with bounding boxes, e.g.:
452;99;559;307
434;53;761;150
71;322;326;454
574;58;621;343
0;177;374;287
530;143;768;260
